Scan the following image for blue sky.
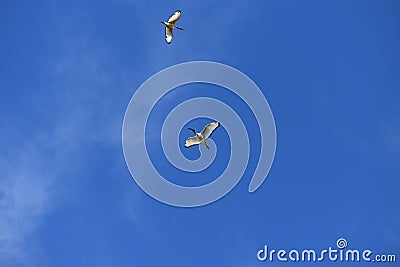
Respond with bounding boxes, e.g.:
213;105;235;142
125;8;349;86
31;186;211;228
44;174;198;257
1;0;399;266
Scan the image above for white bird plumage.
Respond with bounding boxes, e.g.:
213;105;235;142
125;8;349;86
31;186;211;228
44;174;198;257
161;10;184;44
185;122;220;149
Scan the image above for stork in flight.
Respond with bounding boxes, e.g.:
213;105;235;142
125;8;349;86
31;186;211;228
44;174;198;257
185;122;220;149
161;10;184;44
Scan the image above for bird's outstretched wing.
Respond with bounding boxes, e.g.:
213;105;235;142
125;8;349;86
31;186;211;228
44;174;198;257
168;10;181;23
201;122;220;139
165;27;173;44
185;136;202;148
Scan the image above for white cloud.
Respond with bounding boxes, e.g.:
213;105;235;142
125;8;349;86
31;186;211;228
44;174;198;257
0;27;124;267
0;144;55;266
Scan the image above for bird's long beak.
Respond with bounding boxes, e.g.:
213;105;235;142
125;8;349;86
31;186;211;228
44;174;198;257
188;128;196;134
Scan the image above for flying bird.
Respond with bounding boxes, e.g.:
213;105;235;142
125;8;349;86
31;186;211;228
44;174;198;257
161;10;184;44
185;122;220;149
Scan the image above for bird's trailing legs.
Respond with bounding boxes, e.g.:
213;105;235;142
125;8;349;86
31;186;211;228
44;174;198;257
201;140;209;149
